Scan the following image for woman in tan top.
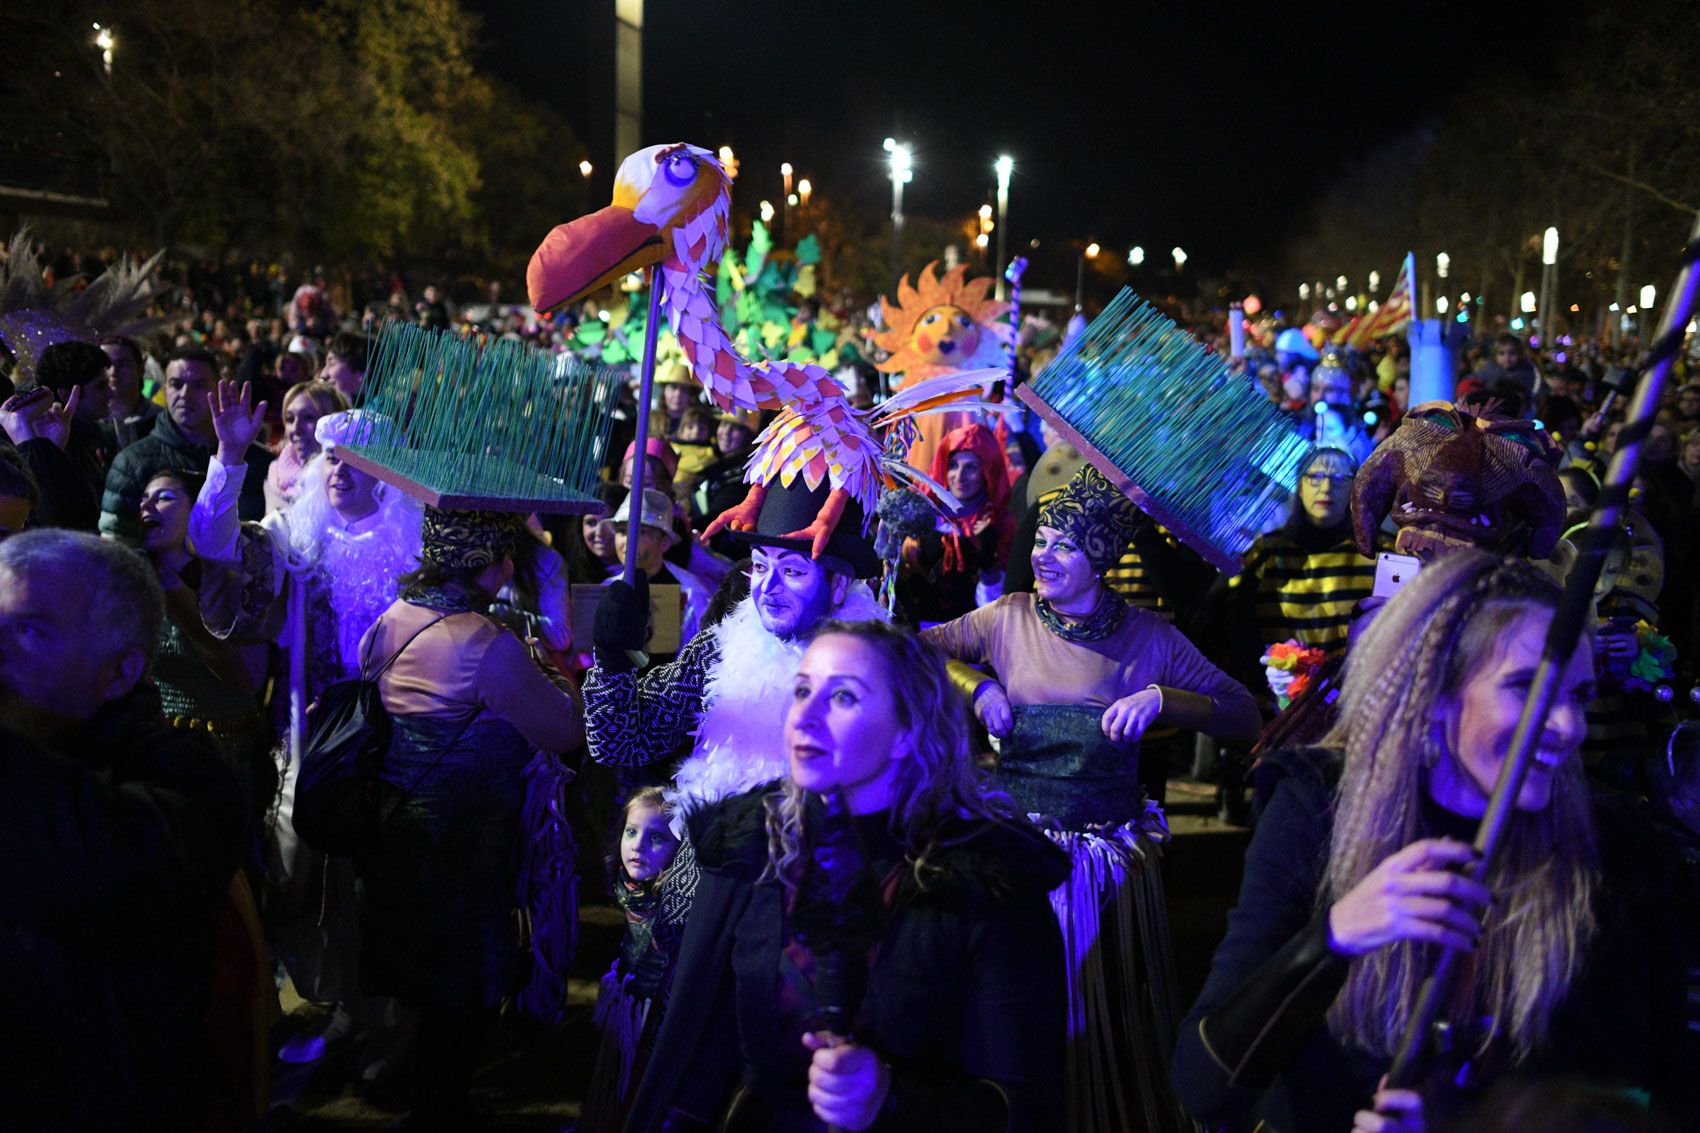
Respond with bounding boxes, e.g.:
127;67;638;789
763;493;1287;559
922;465;1258;1133
356;506;582;1125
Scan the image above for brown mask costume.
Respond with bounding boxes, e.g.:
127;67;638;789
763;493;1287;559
1351;401;1566;561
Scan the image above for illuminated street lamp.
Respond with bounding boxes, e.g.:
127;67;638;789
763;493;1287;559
1172;247;1187;271
1538;226;1559;333
1299;282;1311;301
578;159;593;178
1641;284;1657;309
1368;269;1381;292
780;162;794;241
885;138;913;281
994;154;1014;299
716;145;738;180
1128;245;1144;267
797;178;812;207
759;200;775;224
1436;252;1450;279
1521;291;1537;314
93;23;115;75
1074;242;1097;312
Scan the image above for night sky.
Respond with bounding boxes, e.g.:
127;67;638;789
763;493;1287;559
467;0;1564;288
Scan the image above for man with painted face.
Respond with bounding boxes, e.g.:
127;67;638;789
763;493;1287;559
583;477;885;1132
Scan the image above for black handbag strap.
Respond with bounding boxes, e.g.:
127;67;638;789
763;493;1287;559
369;611;495;830
360;610;456;682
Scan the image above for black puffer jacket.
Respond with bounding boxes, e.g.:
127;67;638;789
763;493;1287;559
627;789;1070;1133
99;411;271;540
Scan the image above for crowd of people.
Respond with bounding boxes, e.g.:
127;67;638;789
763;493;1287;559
1;231;1699;1133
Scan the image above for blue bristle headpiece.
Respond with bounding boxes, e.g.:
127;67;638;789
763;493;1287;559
1015;289;1309;573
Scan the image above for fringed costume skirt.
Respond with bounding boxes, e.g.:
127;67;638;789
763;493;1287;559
996;704;1190;1133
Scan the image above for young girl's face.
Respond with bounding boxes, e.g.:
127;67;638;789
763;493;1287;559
621;800;679;881
676;416;711;444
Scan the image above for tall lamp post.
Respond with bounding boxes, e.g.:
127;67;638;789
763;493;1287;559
93;23;116;75
1076;242;1100;312
994;155;1014;299
780;162;793;242
884;138;913;286
1538;226;1559;345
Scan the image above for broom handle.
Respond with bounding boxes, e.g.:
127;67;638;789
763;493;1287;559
1386;211;1700;1090
623;266;666;586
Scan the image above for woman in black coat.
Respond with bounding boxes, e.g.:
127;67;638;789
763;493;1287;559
1172;551;1699;1132
636;619;1068;1132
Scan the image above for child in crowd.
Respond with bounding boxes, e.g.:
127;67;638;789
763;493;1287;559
580;789;682;1132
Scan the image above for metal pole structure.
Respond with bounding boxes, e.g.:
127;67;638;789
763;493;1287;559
1538;226;1559;348
622;265;665;585
994;155;1013;301
1074;251;1086;313
780;162;793;246
1386;210;1700;1091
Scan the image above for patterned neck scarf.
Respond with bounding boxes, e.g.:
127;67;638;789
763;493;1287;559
1035;584;1127;643
401;584;478;613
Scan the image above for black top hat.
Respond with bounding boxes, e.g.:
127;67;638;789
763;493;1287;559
729;478;881;579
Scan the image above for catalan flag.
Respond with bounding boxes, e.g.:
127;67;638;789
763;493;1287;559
1335;252;1416;347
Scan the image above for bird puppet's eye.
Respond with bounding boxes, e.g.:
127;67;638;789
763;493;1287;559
661;152;697;186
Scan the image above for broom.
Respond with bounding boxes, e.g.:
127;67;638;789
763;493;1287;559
1014;289;1309;573
334;321;621;514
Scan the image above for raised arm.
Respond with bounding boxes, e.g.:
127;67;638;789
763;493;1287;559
582;625;720;768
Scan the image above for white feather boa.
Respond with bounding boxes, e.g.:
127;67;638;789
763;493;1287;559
668;582;888;821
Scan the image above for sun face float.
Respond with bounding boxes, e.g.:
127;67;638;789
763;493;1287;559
528;143;1003;557
873;261;1010;385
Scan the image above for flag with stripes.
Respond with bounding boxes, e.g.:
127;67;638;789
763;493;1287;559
1339;252;1416;347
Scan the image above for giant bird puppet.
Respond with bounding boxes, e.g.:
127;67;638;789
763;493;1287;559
527;143;1004;557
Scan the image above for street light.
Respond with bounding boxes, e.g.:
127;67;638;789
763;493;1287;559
93;23;115;75
780;162;794;242
1436;252;1450;279
1336;274;1348;292
1172;247;1187;271
759;200;775;224
797;178;812;207
1075;242;1100;312
716;145;738;180
1128;246;1144;267
578;159;593;178
1539;226;1559;335
885;138;913;283
1521;291;1537;313
1641;284;1657;309
1299;282;1311;301
1368;270;1381;292
994;154;1014;299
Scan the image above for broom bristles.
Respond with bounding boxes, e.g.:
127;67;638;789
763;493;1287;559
1021;289;1308;573
340;323;620;513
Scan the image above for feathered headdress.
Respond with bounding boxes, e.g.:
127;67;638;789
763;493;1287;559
0;230;167;380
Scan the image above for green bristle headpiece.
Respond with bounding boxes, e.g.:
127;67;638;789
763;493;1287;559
1015;289;1310;573
337;322;620;514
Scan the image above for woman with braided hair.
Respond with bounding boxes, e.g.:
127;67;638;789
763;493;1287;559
1173;551;1699;1132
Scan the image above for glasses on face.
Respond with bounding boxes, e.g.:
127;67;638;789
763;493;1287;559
1302;472;1353;487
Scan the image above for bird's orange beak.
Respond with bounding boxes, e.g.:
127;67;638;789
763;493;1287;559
527;204;666;314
